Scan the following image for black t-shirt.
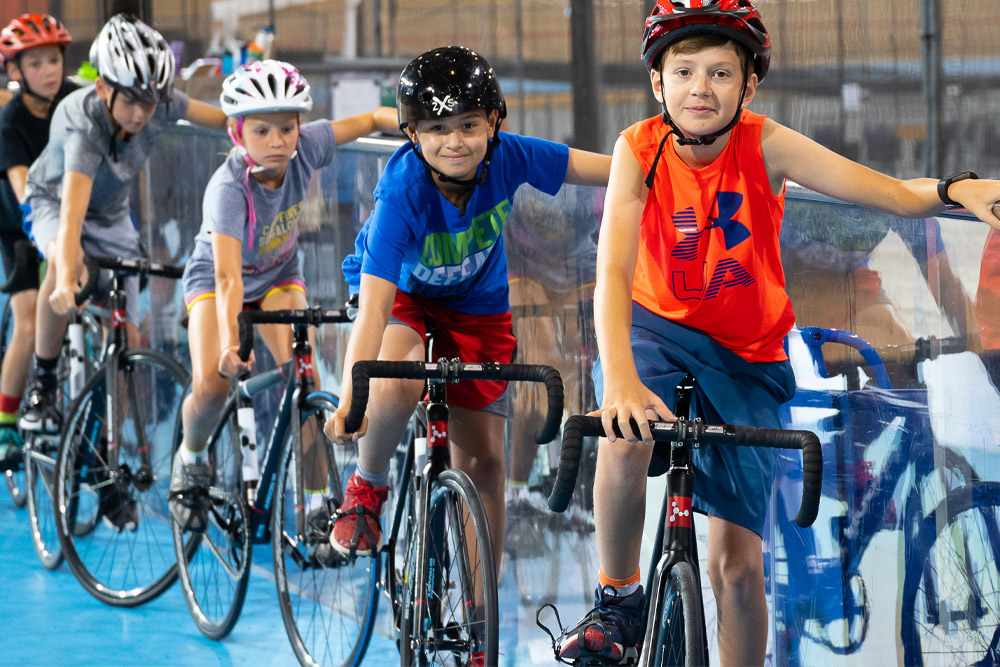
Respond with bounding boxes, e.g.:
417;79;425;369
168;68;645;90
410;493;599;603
0;80;77;231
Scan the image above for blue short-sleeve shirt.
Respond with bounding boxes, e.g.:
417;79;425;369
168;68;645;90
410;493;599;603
343;132;569;314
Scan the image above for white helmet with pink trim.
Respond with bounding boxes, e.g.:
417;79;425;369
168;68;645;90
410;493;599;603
220;59;313;117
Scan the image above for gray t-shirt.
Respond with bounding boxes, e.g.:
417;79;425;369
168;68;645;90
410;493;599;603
24;85;190;226
188;120;336;282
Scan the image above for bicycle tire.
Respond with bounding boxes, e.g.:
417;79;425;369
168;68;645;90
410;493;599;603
900;481;1000;667
4;466;26;507
17;311;104;516
650;561;706;667
403;468;499;666
25;435;64;569
171;383;251;640
273;392;378;667
55;349;188;606
1;298;26;507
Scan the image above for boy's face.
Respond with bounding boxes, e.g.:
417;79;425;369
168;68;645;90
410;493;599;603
236;112;301;170
95;78;157;134
7;45;63;99
407;109;497;183
652;43;757;141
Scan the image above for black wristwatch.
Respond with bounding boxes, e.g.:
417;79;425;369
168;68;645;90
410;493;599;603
937;171;978;208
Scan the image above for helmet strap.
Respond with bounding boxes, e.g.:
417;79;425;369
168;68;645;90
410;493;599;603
411;119;503;217
106;87;126;162
645;73;748;187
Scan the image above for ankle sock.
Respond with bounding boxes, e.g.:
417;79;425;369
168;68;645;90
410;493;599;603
354;462;389;489
0;393;20;425
599;569;642;597
178;440;208;465
35;355;59;392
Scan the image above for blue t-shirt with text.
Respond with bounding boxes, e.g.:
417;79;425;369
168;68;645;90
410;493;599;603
343;132;569;314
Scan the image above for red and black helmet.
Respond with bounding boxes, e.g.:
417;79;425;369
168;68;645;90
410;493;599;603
640;0;770;80
0;14;72;61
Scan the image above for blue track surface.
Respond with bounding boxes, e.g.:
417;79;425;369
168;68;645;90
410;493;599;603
1;484;598;666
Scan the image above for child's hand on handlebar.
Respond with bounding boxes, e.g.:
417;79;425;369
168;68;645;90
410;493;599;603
218;345;254;378
325;405;367;444
589;378;675;445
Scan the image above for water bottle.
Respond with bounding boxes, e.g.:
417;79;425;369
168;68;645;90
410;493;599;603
238;406;259;504
414;435;427;479
68;321;85;399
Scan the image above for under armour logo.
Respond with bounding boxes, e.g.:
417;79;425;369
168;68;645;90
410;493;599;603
704;192;750;250
431;95;458;116
669;501;691;523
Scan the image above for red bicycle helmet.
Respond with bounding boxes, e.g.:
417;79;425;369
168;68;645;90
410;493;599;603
640;0;770;80
0;14;72;61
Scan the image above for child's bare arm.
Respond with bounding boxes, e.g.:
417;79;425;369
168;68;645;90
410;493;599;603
6;165;27;202
762;119;1000;228
565;148;612;187
330;107;400;146
212;232;251;377
49;170;94;314
593;136;673;443
184;98;228;129
327;273;397;442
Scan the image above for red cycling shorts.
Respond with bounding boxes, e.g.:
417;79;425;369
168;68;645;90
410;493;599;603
390;291;516;411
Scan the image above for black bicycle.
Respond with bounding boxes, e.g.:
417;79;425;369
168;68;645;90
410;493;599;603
541;375;822;666
53;255;189;606
24;284;105;570
342;357;564;666
171;307;369;667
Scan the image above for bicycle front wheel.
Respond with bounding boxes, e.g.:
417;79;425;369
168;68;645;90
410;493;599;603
55;349;188;606
900;481;1000;667
650;561;706;667
403;468;499;666
273;392;378;667
171;383;251;640
25;435;64;569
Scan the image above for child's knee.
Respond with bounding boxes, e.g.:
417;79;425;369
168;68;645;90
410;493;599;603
708;548;763;597
189;374;229;410
598;437;653;478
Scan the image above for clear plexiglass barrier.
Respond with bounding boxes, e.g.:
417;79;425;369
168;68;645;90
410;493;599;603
121;123;1000;667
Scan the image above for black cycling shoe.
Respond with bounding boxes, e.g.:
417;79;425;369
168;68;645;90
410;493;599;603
556;586;644;665
306;505;344;568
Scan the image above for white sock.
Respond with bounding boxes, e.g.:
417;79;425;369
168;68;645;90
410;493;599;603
354;462;390;489
178;441;207;465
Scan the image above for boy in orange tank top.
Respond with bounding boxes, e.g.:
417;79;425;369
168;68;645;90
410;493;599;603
556;2;1000;665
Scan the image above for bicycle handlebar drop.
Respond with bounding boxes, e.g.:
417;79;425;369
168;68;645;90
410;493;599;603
76;255;185;306
345;360;564;444
548;415;823;528
236;308;352;361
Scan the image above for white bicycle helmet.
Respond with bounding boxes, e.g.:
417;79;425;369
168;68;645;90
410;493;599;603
220;60;313;117
89;13;174;105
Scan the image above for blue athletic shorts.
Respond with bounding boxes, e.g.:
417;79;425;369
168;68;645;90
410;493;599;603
592;302;795;537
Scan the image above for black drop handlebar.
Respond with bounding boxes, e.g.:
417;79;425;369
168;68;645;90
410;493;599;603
236;308;352;361
548;415;823;528
345;360;565;445
76;254;185;306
